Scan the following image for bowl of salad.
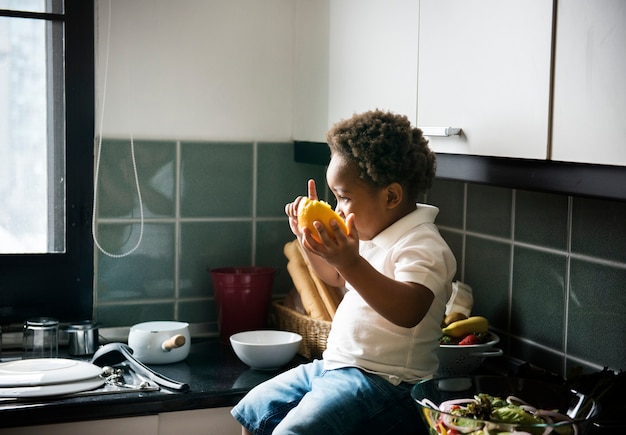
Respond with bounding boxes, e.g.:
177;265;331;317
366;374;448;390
411;375;600;435
437;332;502;376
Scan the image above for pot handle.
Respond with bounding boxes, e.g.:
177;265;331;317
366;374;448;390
162;334;186;352
470;348;503;358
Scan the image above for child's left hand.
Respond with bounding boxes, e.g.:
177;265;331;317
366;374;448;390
302;212;360;270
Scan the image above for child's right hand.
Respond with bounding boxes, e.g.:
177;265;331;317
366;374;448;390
284;179;319;238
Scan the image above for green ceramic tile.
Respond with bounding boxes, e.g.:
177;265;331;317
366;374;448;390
568;259;626;370
565;359;605;377
515;190;568;250
256;220;299;296
509;337;564;376
178;299;217;324
96;302;175;328
427;179;465;229
90;133;626;374
96;223;175;301
180;142;253;217
466;184;512;238
571;197;626;263
464;236;511;331
96;139;176;218
257;142;327;217
439;229;463;282
179;221;253;298
511;246;566;350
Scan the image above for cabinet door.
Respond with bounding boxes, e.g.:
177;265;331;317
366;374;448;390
328;0;419;126
417;0;553;159
0;415;159;435
158;407;241;435
551;0;626;166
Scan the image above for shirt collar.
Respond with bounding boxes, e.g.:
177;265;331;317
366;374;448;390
369;204;440;250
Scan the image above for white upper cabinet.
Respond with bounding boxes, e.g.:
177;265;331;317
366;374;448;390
416;0;553;159
295;0;625;167
551;0;626;166
327;0;419;127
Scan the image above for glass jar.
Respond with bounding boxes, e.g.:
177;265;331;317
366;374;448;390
23;317;59;359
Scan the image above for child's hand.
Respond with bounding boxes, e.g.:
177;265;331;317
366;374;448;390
285;179;320;237
306;179;319;201
303;211;359;270
285;196;306;237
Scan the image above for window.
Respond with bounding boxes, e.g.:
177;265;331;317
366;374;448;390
1;0;65;253
0;0;94;326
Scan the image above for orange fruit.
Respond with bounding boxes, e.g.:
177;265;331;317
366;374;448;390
297;198;348;242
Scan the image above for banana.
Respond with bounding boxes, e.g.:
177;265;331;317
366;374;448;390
441;316;488;338
442;311;468;327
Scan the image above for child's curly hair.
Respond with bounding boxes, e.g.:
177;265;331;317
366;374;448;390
326;110;436;201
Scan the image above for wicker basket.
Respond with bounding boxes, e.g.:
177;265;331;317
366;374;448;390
271;301;331;359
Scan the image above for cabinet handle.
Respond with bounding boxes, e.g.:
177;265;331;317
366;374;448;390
419;127;462;137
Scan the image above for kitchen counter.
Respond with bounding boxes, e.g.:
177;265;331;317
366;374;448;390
2;341;620;433
0;339;307;429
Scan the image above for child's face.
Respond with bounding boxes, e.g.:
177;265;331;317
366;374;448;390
326;155;389;241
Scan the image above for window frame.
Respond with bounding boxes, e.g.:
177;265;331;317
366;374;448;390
0;0;94;326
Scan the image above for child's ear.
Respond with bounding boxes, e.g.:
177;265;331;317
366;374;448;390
386;183;403;208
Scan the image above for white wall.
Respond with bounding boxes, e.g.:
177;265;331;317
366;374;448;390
292;0;331;142
95;0;299;141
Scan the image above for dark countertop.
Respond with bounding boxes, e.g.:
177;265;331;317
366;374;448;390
0;339;307;429
2;341;619;433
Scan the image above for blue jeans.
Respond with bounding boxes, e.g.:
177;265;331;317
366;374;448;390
231;359;425;435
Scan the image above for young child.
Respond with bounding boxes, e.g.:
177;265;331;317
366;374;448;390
231;110;457;435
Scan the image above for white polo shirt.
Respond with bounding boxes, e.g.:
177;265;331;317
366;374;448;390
322;204;457;385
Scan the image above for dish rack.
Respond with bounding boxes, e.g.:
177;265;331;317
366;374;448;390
271;301;330;360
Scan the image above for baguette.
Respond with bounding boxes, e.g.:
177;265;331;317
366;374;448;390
294;242;342;318
284;240;331;321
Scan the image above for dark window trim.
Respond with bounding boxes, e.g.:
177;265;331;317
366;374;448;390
0;0;94;326
294;141;626;202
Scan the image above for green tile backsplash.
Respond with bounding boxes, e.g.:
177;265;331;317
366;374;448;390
180;142;254;217
429;179;626;376
95;140;325;337
515;190;569;249
96;223;176;301
571;196;626;263
179;221;253;298
428;179;465;229
96;139;176;219
511;246;566;350
466;184;512;238
95;143;625;377
464;236;511;331
256;142;328;217
567;259;626;367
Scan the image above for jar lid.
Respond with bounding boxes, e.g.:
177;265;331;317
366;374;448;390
67;320;97;331
25;317;59;327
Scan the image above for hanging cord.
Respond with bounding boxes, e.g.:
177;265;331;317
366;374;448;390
92;0;144;258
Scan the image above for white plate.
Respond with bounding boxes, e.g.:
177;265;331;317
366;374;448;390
0;358;103;387
0;377;105;398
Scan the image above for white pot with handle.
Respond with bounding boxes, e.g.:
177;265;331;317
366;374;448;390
128;321;190;364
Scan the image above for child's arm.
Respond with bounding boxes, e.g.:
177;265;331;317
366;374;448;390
299;236;345;288
305;217;434;329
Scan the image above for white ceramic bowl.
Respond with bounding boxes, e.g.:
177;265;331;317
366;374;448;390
230;330;302;370
437;332;502;376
